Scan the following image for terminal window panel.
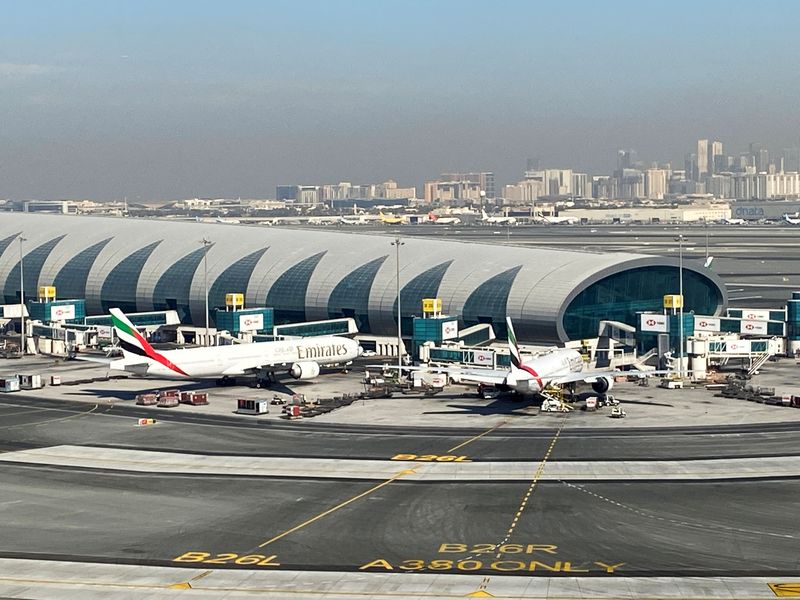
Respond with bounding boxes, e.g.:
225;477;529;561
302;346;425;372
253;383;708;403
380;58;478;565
99;241;162;314
2;235;66;304
327;255;387;332
394;260;453;336
0;233;21;264
461;265;522;340
152;246;208;323
266;252;326;325
53;238;113;300
563;266;722;341
207;247;268;324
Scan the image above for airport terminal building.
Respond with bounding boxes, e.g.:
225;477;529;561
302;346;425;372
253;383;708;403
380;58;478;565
0;214;727;343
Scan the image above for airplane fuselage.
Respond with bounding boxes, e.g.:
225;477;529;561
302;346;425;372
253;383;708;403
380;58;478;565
504;349;584;393
111;336;361;379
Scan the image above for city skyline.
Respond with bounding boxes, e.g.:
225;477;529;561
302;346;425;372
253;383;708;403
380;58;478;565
3;0;800;200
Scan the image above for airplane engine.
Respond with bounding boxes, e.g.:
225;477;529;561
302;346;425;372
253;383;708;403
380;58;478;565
290;362;320;380
591;376;614;395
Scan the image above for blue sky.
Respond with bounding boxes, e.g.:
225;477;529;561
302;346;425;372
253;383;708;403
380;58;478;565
2;0;800;200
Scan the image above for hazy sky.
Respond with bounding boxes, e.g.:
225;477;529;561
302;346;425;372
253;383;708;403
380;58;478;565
3;0;800;201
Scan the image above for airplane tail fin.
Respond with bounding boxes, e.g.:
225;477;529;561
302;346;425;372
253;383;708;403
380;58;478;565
481;209;489;220
110;308;153;361
428;212;438;221
506;317;523;370
109;308;188;376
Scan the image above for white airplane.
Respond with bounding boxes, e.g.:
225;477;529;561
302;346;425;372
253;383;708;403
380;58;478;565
78;308;361;383
723;218;746;225
532;211;579;225
429;318;618;398
481;209;516;225
783;213;800;225
428;212;462;225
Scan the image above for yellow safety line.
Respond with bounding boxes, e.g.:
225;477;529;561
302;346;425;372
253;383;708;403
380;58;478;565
499;415;567;548
446;420;508;453
258;468;415;548
480;414;569;594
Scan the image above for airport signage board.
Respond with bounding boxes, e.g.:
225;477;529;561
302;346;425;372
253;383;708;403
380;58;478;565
441;320;458;340
239;313;264;332
694;317;721;332
50;304;75;322
727;340;751;353
640;313;668;333
740;320;768;335
471;350;495;366
96;325;113;339
741;309;770;321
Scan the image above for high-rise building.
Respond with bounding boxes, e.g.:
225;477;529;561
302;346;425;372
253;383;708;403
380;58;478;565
711;140;724;174
783;148;800;173
617;149;637;170
645;169;668;200
685;153;697;182
276;185;298;201
439;172;495;198
697;139;709;180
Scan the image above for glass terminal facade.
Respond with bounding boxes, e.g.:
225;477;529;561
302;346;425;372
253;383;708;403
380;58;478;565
54;238;112;300
327;255;387;332
563;266;724;340
266;252;326;324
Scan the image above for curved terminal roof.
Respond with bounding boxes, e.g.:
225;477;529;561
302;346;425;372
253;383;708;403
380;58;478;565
0;214;727;342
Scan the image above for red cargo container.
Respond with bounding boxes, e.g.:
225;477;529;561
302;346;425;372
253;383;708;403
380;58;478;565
136;393;158;406
180;391;209;405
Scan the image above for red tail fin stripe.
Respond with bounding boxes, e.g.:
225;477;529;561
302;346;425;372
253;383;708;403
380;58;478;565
517;364;543;390
128;323;188;377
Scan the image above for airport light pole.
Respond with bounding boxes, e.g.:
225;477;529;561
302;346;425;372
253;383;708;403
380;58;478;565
18;236;26;355
391;236;405;371
200;238;212;346
675;234;685;379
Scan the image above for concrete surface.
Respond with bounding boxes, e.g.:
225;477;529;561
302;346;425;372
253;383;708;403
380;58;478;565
2;354;800;430
0;558;796;599
3;444;799;481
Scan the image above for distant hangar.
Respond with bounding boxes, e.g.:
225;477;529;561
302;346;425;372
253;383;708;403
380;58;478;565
0;214;727;343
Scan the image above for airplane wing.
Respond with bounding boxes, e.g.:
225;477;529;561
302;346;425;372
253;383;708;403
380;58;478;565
550;368;683;386
549;369;619;386
72;355;115;365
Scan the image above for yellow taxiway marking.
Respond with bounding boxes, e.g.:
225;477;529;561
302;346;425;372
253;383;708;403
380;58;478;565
770;583;800;597
478;415;569;594
169;568;213;590
258;468;416;548
498;415;567;551
446;420;508;453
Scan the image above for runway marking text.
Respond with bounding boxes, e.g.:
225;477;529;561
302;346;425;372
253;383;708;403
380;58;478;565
173;551;280;567
359;558;624;573
390;454;470;462
360;543;624;574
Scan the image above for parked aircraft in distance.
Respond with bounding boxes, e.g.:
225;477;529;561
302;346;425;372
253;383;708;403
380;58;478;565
77;309;361;385
783;213;800;225
379;211;406;225
428;212;462;225
481;209;517;225
533;211;579;225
